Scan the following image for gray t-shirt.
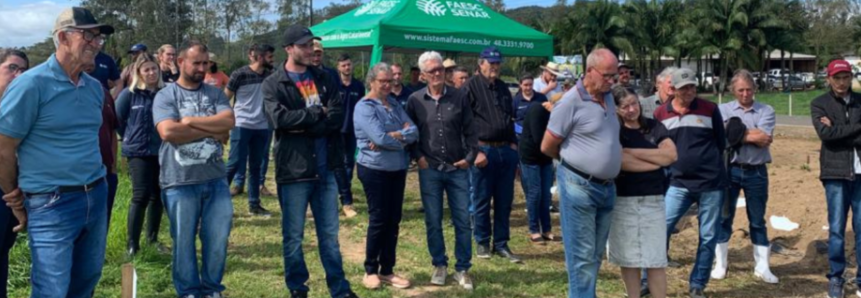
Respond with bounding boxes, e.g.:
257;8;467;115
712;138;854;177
227;66;271;130
153;83;232;188
547;80;622;180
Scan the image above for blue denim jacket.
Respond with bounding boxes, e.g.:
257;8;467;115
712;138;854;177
353;96;418;171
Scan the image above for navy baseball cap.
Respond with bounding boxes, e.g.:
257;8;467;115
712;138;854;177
480;46;502;63
128;43;147;54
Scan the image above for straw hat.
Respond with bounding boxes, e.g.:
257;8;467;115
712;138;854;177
443;58;457;69
540;62;563;76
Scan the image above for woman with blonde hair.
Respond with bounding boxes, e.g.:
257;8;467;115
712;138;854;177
115;55;166;255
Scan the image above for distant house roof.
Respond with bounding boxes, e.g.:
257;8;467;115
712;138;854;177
768;50;815;60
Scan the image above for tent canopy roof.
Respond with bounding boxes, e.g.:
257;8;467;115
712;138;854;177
311;0;553;58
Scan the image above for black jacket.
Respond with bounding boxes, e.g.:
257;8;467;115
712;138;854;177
811;90;861;180
262;64;344;184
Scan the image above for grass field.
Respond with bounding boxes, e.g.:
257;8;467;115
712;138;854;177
7;159;608;298
701;90;821;116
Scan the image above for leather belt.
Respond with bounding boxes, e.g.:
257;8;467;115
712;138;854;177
561;161;613;185
26;177;105;196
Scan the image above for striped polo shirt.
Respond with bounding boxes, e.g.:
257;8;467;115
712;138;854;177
654;97;727;192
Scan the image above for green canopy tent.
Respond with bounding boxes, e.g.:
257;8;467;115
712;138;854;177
310;0;553;66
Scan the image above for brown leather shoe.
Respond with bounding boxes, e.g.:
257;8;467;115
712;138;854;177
259;185;273;196
230;185;244;196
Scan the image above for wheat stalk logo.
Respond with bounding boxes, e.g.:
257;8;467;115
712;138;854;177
417;0;446;16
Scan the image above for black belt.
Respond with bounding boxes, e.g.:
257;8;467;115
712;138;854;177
730;163;765;170
27;177;105;196
561;161;613;185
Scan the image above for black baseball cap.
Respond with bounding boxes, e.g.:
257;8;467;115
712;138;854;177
53;7;114;35
283;25;320;47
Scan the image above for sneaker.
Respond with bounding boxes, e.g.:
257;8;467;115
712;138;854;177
260;185;273;196
343;205;358;218
495;247;522;263
363;274;381;289
431;266;447;285
380;274;411;289
827;278;843;298
203;293;222;298
230;185;244;196
453;270;474;290
476;245;491;259
290;290;308;298
689;288;705;298
249;205;272;217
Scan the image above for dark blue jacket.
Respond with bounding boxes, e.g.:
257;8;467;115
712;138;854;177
513;91;547;136
116;88;162;157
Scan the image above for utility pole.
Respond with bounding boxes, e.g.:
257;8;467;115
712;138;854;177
309;0;314;26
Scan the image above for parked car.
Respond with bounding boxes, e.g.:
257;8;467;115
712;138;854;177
767;68;790;78
770;75;812;91
798;72;814;83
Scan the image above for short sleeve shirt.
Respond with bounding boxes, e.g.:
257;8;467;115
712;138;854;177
88;51;120;91
615;119;670;196
547;80;622;180
0;54;106;193
153;83;232;188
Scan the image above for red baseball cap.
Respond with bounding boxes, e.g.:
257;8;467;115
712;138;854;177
828;60;853;76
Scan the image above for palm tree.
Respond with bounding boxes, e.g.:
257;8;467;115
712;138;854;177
622;0;683;82
692;0;750;94
557;0;632;58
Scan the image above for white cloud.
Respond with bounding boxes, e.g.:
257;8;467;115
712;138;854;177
0;1;79;47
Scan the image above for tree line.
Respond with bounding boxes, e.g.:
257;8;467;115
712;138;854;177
9;0;861;92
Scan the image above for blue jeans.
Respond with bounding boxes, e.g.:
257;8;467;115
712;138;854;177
718;165;769;246
226;127;270;206
278;171;352;297
419;168;473;272
665;186;723;290
25;178;108;298
557;165;614;298
521;162;554;234
333;133;357;206
822;177;861;284
471;145;518;250
163;178;234;297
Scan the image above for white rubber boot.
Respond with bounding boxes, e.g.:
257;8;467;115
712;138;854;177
710;242;729;279
753;245;779;283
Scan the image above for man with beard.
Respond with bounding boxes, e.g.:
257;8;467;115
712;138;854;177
0;7;112;297
153;41;235;298
262;25;358;298
224;44;276;217
334;54;365;218
390;63;413;107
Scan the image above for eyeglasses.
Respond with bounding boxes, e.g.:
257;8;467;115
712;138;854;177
592;68;618;81
4;64;27;74
423;66;444;75
65;29;106;46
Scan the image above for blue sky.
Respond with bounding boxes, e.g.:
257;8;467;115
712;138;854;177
0;0;556;48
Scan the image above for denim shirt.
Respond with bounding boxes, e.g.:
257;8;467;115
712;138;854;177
353;96;418;171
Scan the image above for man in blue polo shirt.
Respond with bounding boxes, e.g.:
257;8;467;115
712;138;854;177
0;7;113;297
653;68;727;298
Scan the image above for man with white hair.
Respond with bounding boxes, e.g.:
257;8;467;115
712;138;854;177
540;48;621;298
407;51;481;290
641;66;677;119
0;7;113;297
464;46;520;263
